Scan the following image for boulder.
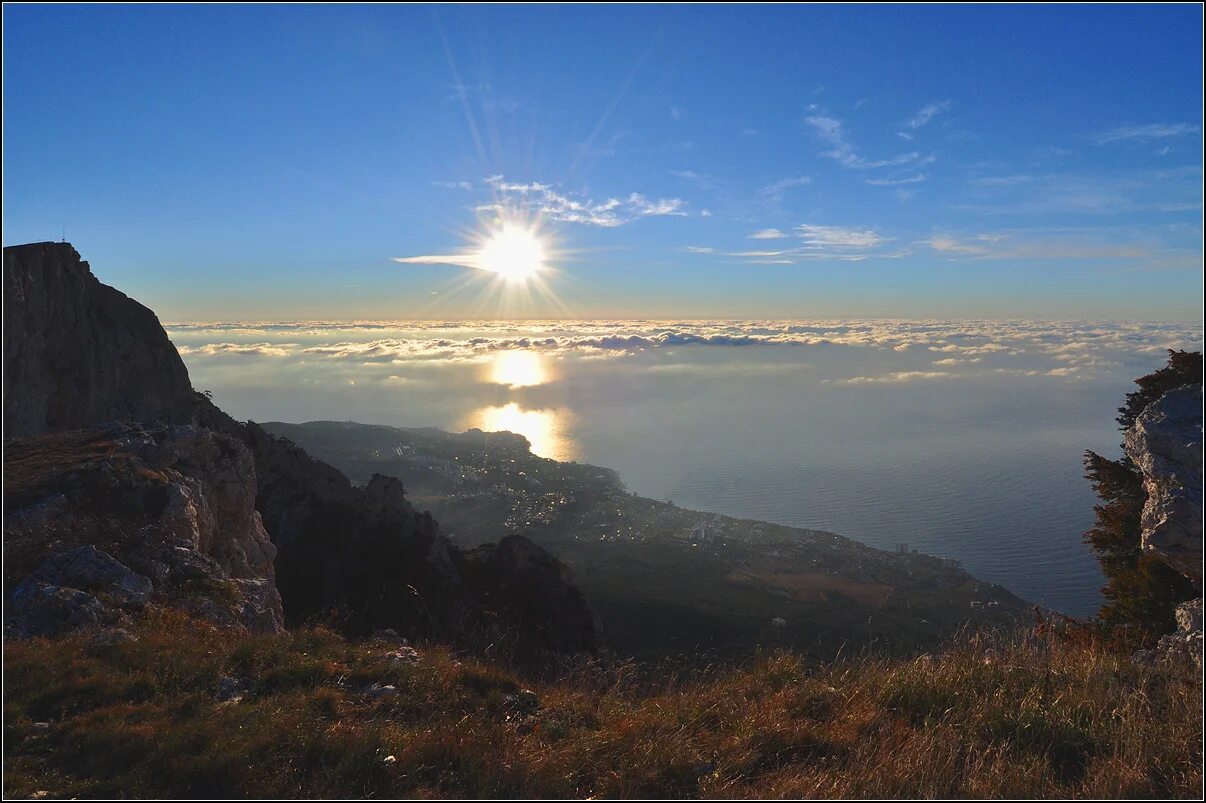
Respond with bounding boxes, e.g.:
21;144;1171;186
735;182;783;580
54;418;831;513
24;545;152;606
6;582;108;638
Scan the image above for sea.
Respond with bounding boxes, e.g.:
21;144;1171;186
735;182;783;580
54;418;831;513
168;319;1204;617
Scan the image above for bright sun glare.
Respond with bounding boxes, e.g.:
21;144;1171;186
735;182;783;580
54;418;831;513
476;224;547;283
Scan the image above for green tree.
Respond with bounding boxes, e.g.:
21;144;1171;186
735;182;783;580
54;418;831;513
1083;349;1201;639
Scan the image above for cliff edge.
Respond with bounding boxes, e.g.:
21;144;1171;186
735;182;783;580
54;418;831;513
3;242;596;656
4;243;196;436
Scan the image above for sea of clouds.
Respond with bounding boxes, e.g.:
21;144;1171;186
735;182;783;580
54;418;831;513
167;319;1202;386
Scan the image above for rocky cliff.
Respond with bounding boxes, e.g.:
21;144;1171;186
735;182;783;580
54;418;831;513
3;242;596;654
4;243;196;436
1125;382;1203;666
1124;384;1203;583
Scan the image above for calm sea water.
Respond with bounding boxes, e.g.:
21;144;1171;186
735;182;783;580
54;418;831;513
169;320;1203;617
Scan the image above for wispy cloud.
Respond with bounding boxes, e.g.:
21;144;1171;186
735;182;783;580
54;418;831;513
668;169;720;191
832;370;960;385
865;174;927;187
956;166;1203;216
905;100;953;130
719;224;897;264
797;224;890;250
921;231;1159;262
478;176;688;227
760;175;813;201
923;234;1005;256
806;115;924;170
392;254;484;269
1095;123;1200;144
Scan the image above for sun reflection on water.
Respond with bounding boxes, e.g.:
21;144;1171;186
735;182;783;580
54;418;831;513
463;402;575;461
486;349;549;388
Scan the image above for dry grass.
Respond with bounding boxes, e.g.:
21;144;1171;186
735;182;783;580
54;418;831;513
2;430;120;508
3;609;1200;799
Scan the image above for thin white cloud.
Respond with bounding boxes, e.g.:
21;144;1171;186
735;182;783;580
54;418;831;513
797;224;890;249
806;115;924;170
760;176;813;201
922;231;1156;262
479;176;687;227
393;254;483;269
177;342;295;358
626;193;687;217
865;174;927;186
1095;123;1200;144
905;100;953;130
832;370;960;385
924;234;999;256
728;250;791;258
749;228;788;240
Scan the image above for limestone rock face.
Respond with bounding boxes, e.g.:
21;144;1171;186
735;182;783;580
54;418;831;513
4;425;285;637
1123;384;1203;583
3;242;196;437
1124;382;1203;668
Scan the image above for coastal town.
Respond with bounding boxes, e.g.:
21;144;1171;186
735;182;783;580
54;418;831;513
266;420;1027;656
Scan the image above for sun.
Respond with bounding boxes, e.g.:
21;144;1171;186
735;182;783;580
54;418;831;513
476;223;547;283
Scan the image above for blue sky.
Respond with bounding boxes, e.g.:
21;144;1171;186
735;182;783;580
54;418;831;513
3;3;1203;320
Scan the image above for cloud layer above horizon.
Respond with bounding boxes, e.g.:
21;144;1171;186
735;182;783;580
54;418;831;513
168;319;1202;389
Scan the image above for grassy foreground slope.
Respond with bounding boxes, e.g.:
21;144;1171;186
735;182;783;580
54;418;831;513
4;609;1199;799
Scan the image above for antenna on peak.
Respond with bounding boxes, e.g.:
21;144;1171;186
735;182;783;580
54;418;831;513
61;225;66;244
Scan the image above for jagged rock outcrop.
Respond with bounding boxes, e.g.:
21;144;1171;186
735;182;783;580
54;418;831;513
4;242;196;437
459;535;598;656
1125;382;1203;668
4;425;285;637
1123;384;1203;582
224;417;467;635
3;241;597;654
